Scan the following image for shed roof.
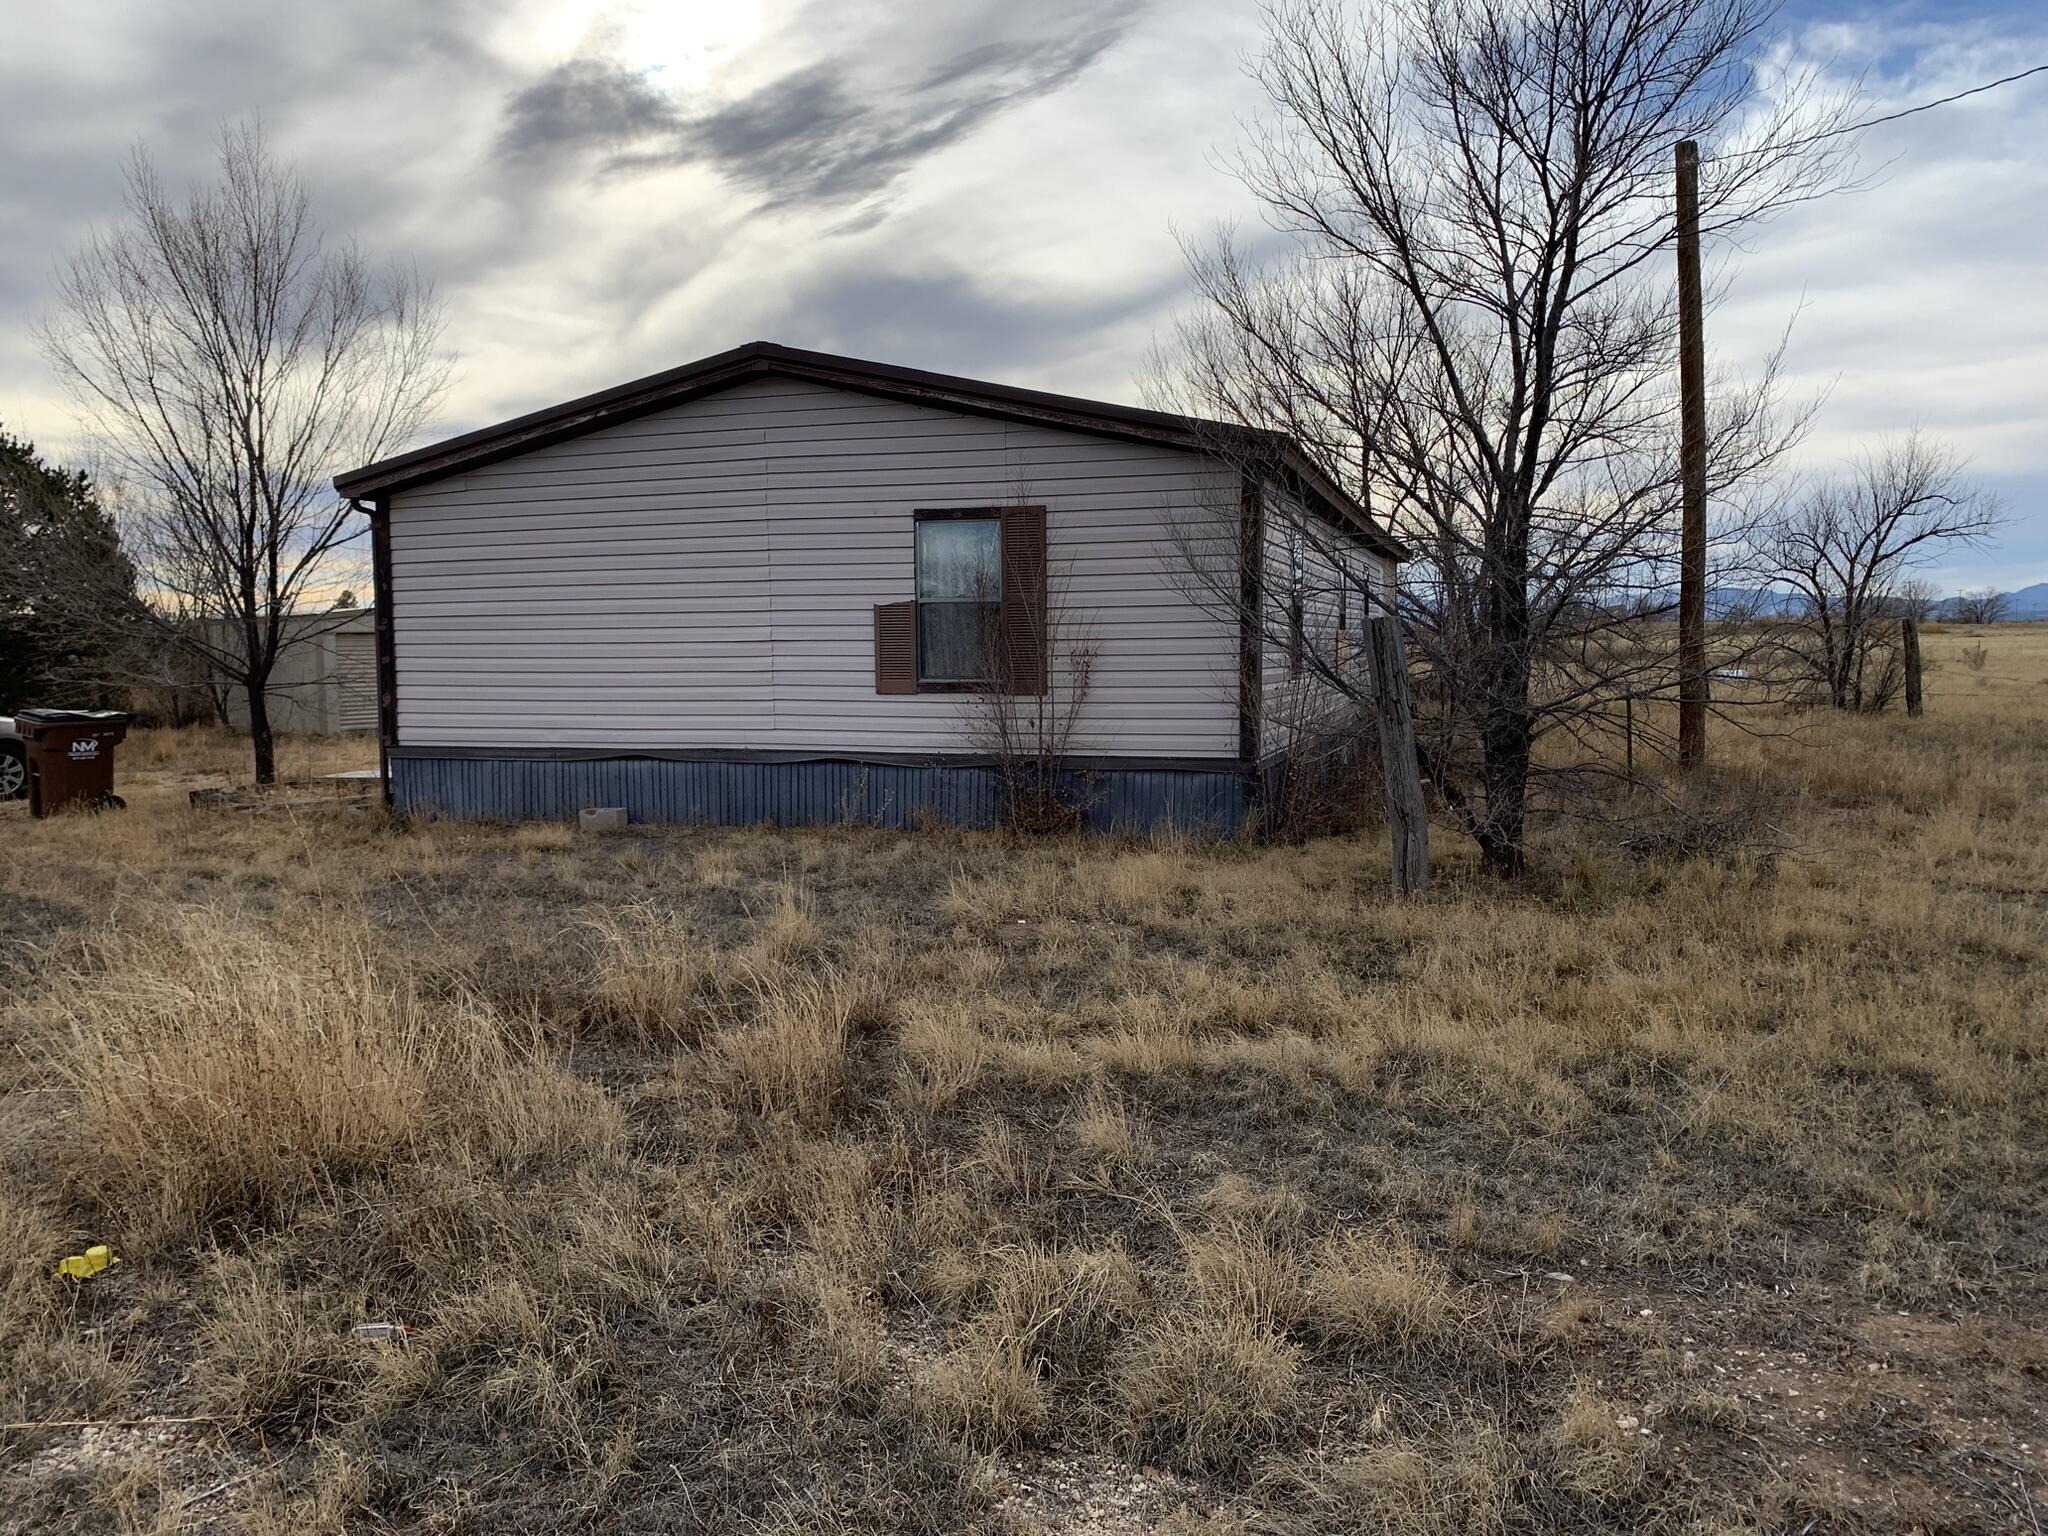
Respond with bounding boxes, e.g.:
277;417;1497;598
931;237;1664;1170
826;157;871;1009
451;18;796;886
333;340;1405;560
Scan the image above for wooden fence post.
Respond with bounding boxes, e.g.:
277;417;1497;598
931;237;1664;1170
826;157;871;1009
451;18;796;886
1902;618;1923;717
1676;139;1709;769
1366;614;1430;896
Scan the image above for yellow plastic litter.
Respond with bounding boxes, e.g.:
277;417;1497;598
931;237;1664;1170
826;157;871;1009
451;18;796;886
55;1244;119;1282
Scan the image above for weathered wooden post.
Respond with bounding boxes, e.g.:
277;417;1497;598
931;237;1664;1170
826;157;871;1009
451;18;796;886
1366;613;1430;895
1902;617;1924;717
1676;139;1709;769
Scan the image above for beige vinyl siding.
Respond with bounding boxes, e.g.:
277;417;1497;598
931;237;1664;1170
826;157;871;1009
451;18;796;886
1257;480;1394;760
386;375;1241;756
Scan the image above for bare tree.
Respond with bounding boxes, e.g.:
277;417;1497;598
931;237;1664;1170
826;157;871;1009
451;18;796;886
1890;577;1941;624
1948;587;2009;626
1152;0;1856;874
1760;436;2000;710
39;121;447;782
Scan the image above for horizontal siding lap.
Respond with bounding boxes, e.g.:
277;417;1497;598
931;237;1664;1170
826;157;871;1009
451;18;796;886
393;489;1217;535
392;574;1221;604
398;478;1212;518
449;453;1197;494
448;435;1149;480
392;625;1230;653
392;596;775;617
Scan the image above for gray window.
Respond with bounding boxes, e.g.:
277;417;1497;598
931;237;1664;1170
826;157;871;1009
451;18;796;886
916;515;1001;683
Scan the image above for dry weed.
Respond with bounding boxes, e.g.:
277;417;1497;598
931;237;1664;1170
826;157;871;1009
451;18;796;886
1303;1229;1457;1352
1115;1311;1301;1473
1184;1225;1304;1331
1066;1080;1153;1178
1547;1384;1651;1498
918;1334;1050;1450
195;1256;365;1432
578;900;710;1043
713;966;874;1127
1257;1423;1524;1535
55;910;435;1235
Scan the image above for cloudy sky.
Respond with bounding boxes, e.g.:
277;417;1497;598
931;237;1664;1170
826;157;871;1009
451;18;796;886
3;0;2043;589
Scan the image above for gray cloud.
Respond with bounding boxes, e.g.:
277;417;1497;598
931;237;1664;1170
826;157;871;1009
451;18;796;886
675;28;1134;205
491;8;1145;209
494;56;681;166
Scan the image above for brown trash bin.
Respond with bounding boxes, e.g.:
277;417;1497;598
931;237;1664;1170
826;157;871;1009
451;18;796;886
16;709;130;818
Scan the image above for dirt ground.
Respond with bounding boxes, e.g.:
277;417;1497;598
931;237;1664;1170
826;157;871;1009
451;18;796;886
0;630;2043;1534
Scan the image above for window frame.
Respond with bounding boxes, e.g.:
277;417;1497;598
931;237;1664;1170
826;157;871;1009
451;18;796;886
912;507;1004;692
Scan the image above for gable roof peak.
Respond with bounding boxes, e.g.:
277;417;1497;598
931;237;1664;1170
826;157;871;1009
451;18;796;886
332;341;1403;559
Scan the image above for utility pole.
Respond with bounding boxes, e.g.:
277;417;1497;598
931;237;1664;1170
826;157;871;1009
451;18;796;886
1676;139;1708;770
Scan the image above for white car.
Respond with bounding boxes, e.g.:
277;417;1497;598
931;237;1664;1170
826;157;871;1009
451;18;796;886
1;716;23;800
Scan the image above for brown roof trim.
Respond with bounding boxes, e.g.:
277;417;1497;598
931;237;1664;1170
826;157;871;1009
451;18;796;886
333;340;1406;560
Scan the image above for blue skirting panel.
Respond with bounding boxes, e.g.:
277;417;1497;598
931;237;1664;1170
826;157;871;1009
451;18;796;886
391;756;1254;836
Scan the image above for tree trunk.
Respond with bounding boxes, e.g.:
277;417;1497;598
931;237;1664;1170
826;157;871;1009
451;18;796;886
1828;642;1853;711
244;680;276;785
1476;793;1530;877
1479;510;1533;878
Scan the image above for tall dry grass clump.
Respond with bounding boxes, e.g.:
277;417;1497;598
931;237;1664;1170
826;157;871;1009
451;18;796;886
577;900;709;1043
51;906;617;1238
1114;1309;1302;1473
713;964;885;1127
918;1239;1149;1449
55;909;432;1232
1304;1229;1459;1353
1259;1423;1525;1535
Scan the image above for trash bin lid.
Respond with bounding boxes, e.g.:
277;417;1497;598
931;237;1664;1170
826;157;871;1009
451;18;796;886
14;709;131;726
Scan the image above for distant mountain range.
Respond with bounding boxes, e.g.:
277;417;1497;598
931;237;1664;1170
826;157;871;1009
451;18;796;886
1706;582;2048;621
1706;586;1802;619
1995;582;2048;620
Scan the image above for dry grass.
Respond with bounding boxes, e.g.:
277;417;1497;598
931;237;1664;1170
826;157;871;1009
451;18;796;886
1303;1229;1457;1353
51;909;618;1241
1;627;2045;1531
1116;1310;1302;1473
122;722;374;785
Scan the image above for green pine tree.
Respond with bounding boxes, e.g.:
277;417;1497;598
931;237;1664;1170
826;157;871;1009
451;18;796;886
0;426;139;711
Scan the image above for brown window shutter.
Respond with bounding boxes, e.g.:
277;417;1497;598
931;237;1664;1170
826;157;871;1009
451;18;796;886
997;505;1047;696
874;601;917;694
